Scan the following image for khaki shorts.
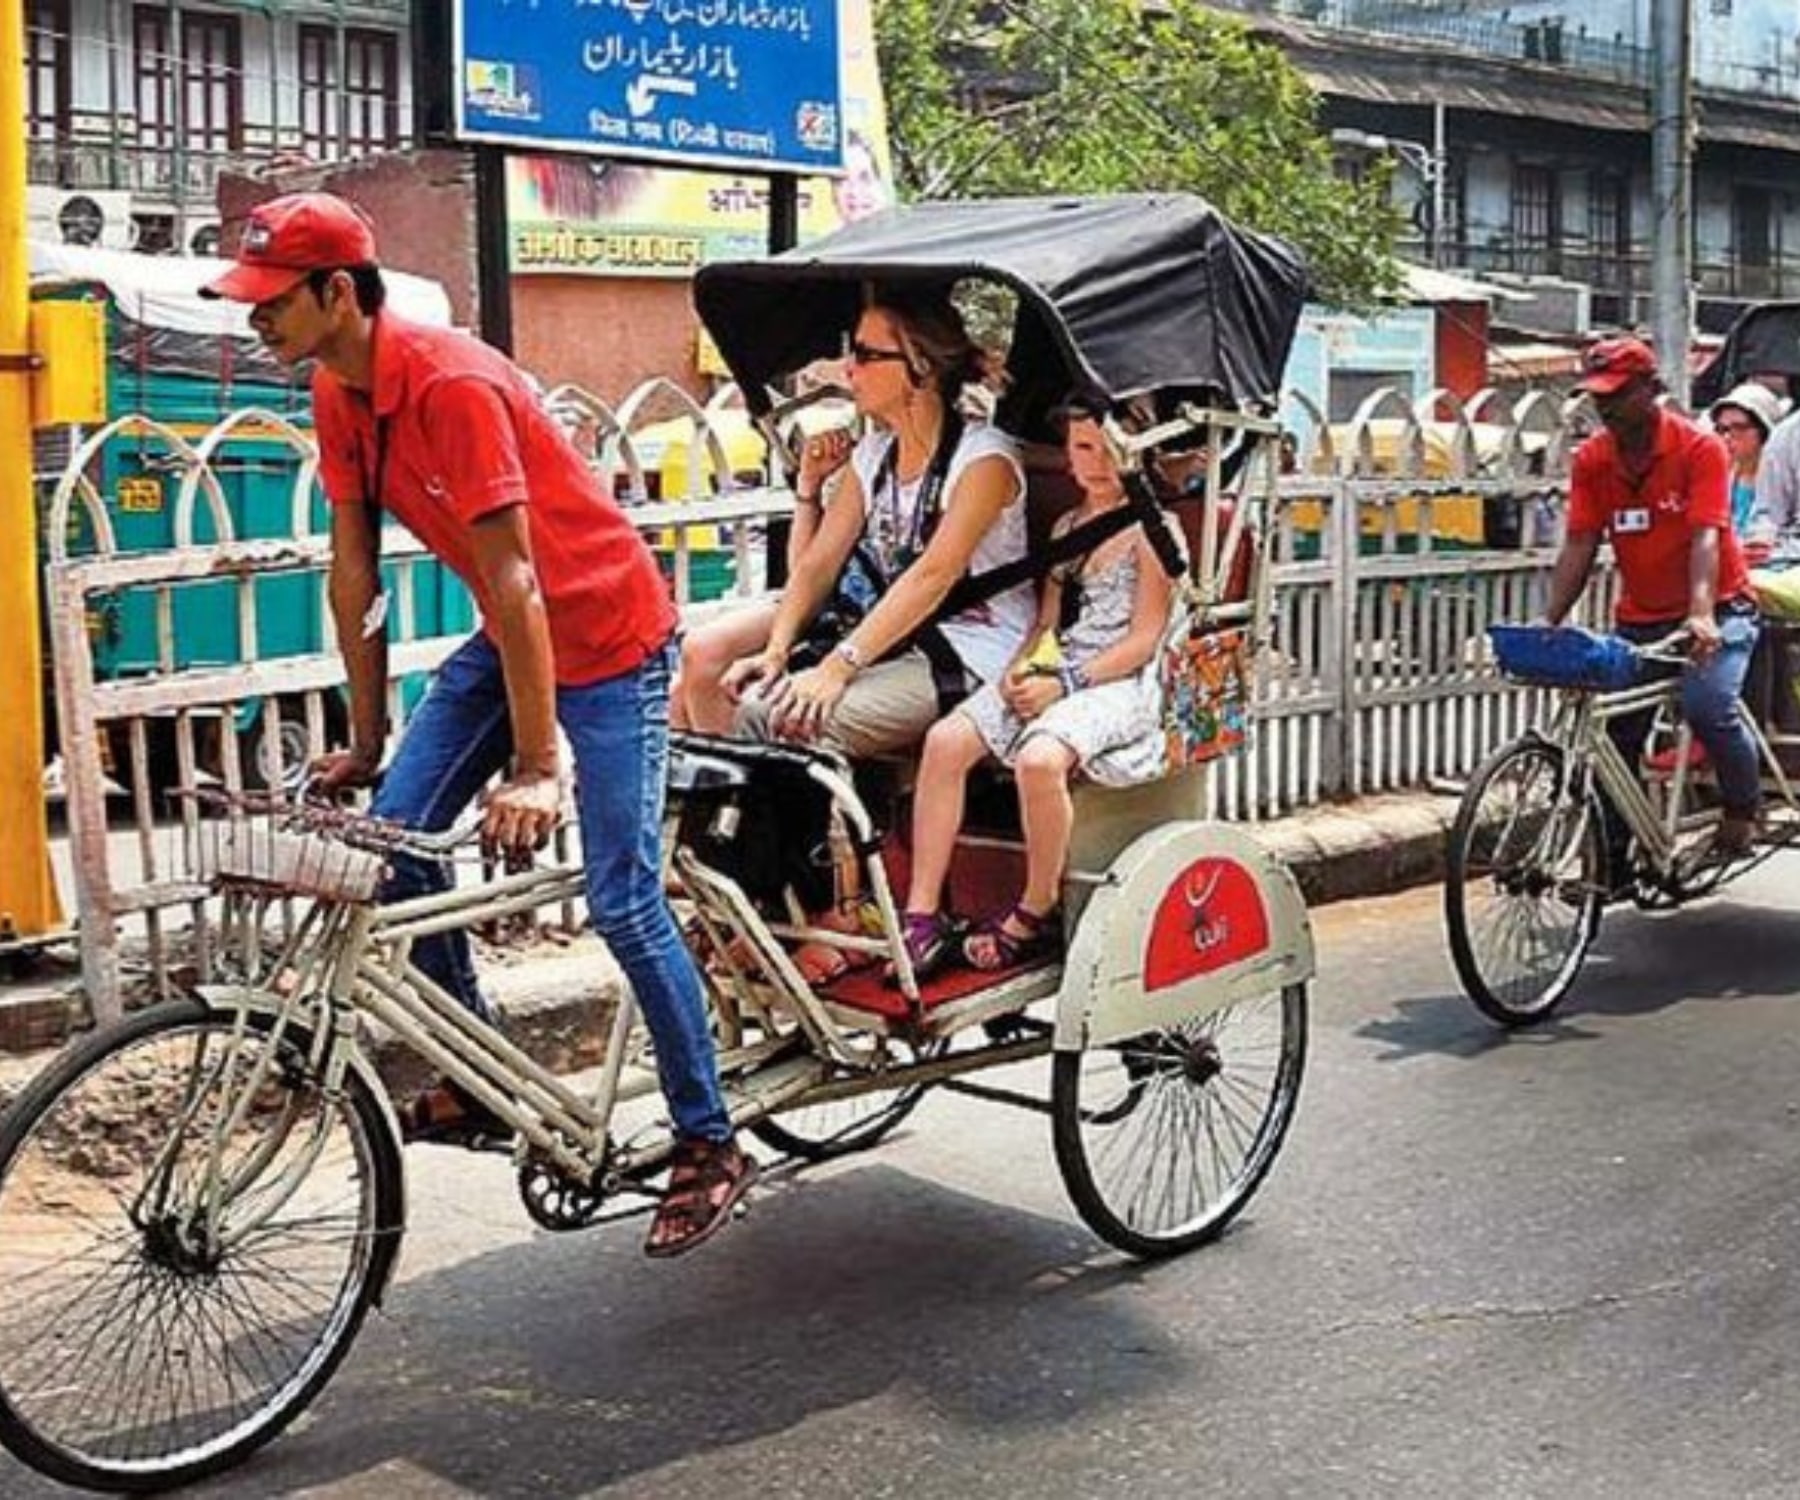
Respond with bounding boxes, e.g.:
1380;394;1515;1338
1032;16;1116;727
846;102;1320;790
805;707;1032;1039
733;649;941;758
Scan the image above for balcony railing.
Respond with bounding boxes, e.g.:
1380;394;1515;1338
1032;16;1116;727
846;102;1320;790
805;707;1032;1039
1210;0;1800;100
28;136;259;203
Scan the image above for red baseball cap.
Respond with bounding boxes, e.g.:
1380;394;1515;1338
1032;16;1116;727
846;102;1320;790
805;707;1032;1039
200;193;379;304
1577;336;1659;395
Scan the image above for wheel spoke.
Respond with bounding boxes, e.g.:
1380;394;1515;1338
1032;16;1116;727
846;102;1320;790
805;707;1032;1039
1055;985;1305;1254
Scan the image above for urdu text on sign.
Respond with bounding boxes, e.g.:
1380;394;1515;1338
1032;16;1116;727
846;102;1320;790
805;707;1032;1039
453;0;846;175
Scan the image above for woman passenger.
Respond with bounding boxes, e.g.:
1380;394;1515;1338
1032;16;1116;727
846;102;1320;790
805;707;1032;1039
722;284;1035;976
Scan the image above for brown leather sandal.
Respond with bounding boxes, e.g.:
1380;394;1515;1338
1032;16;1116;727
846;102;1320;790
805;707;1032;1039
644;1136;760;1258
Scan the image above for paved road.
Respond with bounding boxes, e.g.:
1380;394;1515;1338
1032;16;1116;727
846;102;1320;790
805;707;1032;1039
9;866;1800;1498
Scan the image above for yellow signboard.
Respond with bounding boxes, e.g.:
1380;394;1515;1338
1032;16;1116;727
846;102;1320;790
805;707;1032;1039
29;298;106;429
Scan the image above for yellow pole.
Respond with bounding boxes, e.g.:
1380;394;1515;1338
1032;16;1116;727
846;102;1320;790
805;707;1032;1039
0;0;61;938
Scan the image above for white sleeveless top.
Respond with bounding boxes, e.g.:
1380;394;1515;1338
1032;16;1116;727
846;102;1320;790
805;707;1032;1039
848;423;1033;685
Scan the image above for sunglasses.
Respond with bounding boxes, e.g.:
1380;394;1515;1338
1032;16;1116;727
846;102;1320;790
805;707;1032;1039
1714;419;1757;434
846;339;909;366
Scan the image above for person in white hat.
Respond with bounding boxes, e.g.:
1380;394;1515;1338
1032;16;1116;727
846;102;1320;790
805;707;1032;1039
1708;381;1788;544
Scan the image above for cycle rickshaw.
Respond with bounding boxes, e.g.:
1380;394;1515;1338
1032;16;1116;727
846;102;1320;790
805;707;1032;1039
0;194;1317;1493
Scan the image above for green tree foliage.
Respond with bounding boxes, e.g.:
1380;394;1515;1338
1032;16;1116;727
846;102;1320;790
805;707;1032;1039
875;0;1402;306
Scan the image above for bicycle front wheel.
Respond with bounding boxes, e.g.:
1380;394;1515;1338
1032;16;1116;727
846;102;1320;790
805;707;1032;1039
1445;738;1607;1026
0;999;403;1493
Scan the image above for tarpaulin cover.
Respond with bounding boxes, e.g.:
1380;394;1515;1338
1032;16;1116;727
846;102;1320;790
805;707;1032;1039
1693;301;1800;408
29;240;457;385
693;194;1308;439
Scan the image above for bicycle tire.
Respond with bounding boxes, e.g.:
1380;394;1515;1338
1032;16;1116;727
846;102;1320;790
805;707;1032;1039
1052;982;1307;1259
1445;737;1607;1027
0;998;403;1493
750;1082;929;1161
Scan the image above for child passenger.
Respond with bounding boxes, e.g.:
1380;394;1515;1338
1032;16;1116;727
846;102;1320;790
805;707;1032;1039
898;403;1179;977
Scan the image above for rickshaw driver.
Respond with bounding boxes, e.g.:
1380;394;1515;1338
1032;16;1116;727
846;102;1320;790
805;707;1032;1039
1542;336;1762;862
201;191;758;1258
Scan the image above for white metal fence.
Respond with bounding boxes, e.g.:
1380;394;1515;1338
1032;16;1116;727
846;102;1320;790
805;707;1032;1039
41;380;1608;1021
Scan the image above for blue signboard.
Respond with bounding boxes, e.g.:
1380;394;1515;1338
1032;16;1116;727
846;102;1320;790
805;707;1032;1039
453;0;845;175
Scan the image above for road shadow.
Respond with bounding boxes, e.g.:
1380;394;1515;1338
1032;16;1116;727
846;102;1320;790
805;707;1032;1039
1354;898;1800;1063
181;1163;1204;1498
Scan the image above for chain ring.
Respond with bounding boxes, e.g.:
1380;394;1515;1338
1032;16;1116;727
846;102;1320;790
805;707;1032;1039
517;1157;607;1231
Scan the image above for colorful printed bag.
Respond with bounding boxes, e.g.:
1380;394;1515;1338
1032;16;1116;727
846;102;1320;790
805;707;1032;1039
1159;613;1252;768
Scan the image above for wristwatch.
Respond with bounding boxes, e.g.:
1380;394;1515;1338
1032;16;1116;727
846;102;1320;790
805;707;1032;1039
832;639;865;674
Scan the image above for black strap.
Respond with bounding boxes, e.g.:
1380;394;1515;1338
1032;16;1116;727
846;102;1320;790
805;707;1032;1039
933;491;1176;622
866;408;965;578
363;415;390;531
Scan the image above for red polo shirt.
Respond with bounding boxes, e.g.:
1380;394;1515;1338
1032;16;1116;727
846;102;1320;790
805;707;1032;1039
313;311;676;686
1567;408;1750;625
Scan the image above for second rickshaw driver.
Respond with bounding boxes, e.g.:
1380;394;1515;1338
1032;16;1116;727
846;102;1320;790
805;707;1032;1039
202;191;755;1258
1543;336;1762;864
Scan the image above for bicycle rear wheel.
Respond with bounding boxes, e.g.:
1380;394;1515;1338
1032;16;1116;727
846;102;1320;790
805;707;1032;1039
1445;738;1607;1026
0;999;402;1493
1052;983;1307;1258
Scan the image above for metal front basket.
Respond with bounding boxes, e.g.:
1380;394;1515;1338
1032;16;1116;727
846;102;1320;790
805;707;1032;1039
1488;624;1643;691
186;791;389;903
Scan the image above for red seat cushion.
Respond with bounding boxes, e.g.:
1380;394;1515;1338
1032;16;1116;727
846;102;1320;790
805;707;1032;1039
818;947;1054;1020
1644;740;1710;773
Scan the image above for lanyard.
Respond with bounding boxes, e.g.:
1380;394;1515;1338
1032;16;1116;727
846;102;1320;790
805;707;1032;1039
869;409;963;582
356;414;392;640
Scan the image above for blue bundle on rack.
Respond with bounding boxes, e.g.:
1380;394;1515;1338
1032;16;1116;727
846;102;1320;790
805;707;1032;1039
1487;624;1643;690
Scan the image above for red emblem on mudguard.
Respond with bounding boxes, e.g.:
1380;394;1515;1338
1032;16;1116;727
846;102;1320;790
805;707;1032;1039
1143;857;1271;991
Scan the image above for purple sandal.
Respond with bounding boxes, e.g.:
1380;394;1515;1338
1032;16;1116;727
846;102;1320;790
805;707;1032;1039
890;909;967;985
963;902;1063;973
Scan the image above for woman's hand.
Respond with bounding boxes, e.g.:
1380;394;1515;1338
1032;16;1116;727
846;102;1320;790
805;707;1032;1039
770;658;853;741
721;646;787;703
797;428;855;497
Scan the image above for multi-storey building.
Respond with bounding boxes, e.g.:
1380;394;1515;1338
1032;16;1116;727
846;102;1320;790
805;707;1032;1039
23;0;410;254
1217;0;1800;336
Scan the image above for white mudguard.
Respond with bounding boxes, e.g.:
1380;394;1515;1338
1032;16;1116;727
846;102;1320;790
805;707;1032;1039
1054;821;1315;1051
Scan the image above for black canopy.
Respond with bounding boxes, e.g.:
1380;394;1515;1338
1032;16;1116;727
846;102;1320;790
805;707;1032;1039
693;194;1308;440
1693;301;1800;408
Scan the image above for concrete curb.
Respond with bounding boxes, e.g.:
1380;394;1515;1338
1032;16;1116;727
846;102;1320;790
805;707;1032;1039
1250;792;1461;907
1;790;1462;1072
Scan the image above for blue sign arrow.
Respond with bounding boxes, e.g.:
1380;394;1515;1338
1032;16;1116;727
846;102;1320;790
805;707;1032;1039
453;0;846;175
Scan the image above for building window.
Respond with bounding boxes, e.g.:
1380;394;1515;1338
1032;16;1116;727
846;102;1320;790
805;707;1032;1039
183;13;242;155
299;26;401;160
1588;171;1630;288
298;28;333;157
1440;156;1468;262
1328;369;1416;424
25;0;71;146
1735;185;1774;297
134;6;175;151
1511;163;1561;274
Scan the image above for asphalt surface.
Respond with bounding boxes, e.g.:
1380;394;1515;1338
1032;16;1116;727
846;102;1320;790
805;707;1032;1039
9;864;1800;1498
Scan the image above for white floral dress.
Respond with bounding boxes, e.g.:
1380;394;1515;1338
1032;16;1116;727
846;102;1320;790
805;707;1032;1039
957;540;1169;786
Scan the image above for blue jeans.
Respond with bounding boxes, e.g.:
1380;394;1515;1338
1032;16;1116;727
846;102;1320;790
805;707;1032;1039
372;633;731;1142
1611;609;1763;818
